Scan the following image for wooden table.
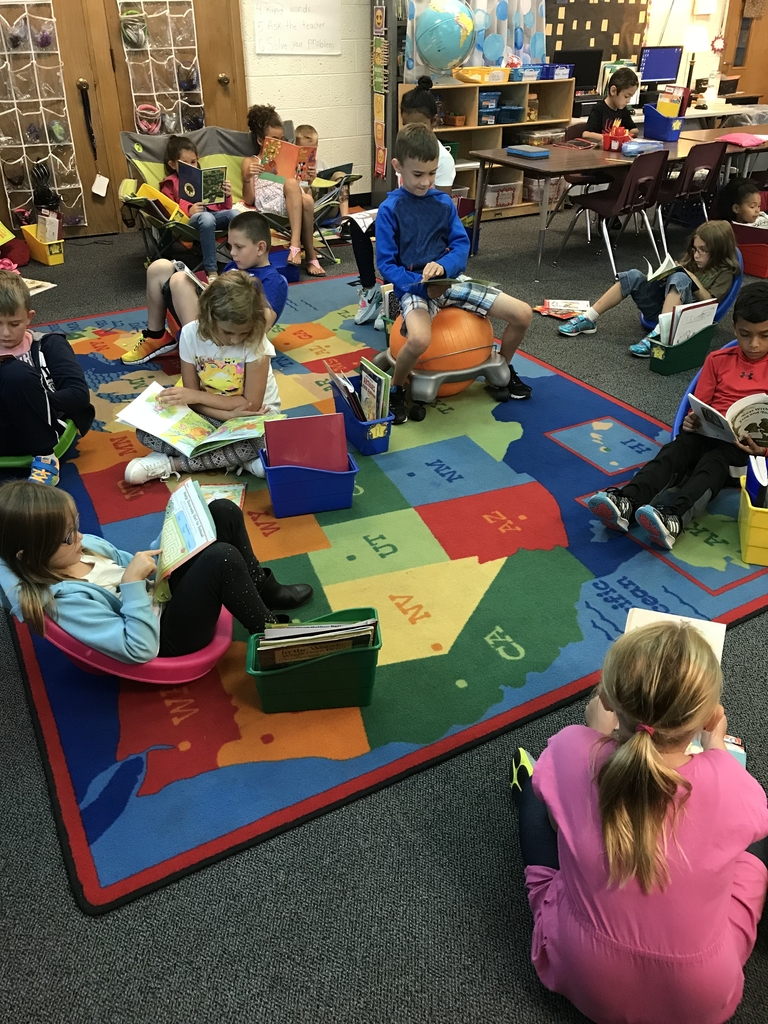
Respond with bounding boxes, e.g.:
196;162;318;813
679;127;768;176
469;148;632;280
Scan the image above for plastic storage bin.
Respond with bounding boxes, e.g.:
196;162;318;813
452;66;510;84
515;128;565;146
512;65;543;81
22;223;63;266
643;104;683;142
479;108;500;125
737;244;768;278
485;181;522;208
498;105;525;124
523;176;568;205
442;140;460;160
331;379;394;456
478;90;501;109
246;607;382;712
738;481;768;565
649;324;715;376
540;63;574;79
259;449;359;518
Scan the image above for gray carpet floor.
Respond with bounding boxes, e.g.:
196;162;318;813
3;215;768;1023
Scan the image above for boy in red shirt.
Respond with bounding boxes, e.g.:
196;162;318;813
588;282;768;549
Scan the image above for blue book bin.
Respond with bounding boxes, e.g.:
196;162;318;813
643;104;683;142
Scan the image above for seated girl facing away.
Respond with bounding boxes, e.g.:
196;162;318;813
558;220;740;357
124;271;279;485
241;104;325;277
159;134;236;279
716;176;768;228
509;620;768;1024
0;482;312;663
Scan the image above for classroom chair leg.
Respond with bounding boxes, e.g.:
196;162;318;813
601;218;619;281
642;209;662;265
552;206;585;266
656;206;670;260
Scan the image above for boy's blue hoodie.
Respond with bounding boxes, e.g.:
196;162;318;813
375;187;470;300
0;535;160;663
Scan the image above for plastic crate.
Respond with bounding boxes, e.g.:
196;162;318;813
498;105;525;124
643;104;683;142
259;449;359;518
246;607;381;712
737;244;768;278
479;108;500;125
331;378;394;456
21;223;63;266
512;65;543;82
540;63;574;80
442;140;460;160
515;128;565;146
649;324;715;376
478;90;502;109
738;481;768;565
452;66;510;84
522;175;568;205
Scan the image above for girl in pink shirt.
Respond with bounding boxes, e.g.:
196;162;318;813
510;620;768;1024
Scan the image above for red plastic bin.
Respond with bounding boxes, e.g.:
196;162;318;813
737;244;768;278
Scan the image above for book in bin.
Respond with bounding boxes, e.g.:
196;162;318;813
264;413;348;472
254;617;378;670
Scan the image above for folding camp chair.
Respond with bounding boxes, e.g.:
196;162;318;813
259;171;361;263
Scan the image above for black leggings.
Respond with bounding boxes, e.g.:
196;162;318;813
516;774;768;871
348;218;377;290
158;499;273;657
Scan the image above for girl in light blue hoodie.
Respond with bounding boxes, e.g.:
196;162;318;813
0;481;312;663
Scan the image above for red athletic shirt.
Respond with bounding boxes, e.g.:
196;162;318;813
693;344;768;415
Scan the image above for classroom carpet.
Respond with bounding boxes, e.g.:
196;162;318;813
13;274;768;914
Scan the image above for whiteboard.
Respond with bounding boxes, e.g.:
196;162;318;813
254;0;342;55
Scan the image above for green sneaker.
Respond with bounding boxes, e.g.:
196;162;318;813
509;747;535;795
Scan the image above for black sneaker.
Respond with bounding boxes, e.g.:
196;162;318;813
509;747;535;805
389;384;408;425
508;365;532;400
587;488;635;533
635;504;683;550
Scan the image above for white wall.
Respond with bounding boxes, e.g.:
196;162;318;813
238;0;372;192
644;0;728;87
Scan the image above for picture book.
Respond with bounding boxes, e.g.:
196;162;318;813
199;482;246;509
745;455;768;508
644;252;678;283
260;138;316;182
255;617;378;669
668;298;718;346
534;299;591;320
154;479;217;601
264;413;348;473
687;392;768;447
656;85;686;118
172;260;206;291
358;357;390;421
433;275;501;288
178;161;227;207
325;362;366;422
116;382;284;458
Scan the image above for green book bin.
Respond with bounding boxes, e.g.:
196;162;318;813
246;607;381;713
649;324;716;376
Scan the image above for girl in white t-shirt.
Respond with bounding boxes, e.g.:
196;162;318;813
350;77;457;329
124;271;280;484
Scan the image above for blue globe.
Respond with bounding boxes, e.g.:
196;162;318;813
415;0;476;72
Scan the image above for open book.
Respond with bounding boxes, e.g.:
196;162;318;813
178;161;227;207
172;260;206;291
116;382;284;457
534;299;591;320
154;479;217;601
645;252;679;283
260;138;316;182
687;392;768;447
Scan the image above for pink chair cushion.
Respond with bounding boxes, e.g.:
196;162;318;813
42;608;233;685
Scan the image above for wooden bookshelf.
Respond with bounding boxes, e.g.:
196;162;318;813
398;77;575;220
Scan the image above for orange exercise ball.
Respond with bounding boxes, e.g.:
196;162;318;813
388;307;495;397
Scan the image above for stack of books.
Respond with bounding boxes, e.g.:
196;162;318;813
253;616;379;670
326;358;390;422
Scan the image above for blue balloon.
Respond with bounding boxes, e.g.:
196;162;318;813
512;10;521;27
405;35;412;58
496;0;509;18
474;9;491;30
514;26;523;50
407;57;414;70
523;10;535;28
538;2;545;16
482;31;505;63
530;30;546;59
409;1;415;21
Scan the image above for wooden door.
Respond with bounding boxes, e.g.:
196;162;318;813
103;0;248;135
721;2;768;100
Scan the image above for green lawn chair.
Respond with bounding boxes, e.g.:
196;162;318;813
0;419;78;469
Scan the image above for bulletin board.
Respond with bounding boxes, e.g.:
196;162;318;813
253;0;342;56
547;0;649;65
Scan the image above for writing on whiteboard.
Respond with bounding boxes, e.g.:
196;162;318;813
254;0;342;55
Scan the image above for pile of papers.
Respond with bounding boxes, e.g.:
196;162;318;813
254;617;379;670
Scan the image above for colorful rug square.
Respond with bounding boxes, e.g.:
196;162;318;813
10;277;768;914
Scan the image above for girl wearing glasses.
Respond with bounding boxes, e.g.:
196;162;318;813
0;481;313;663
558;220;740;357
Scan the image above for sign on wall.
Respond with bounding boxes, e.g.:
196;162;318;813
254;0;342;55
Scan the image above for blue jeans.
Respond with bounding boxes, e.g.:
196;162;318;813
618;268;695;322
188;208;238;272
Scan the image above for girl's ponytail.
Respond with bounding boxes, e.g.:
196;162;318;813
597;621;722;894
400;76;438;120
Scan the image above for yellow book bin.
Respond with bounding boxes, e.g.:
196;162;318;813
21;224;63;266
738;478;768;566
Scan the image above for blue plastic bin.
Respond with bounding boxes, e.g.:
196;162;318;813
259;449;359;518
498;105;525;124
479;108;500;125
642;104;682;142
540;63;574;80
269;247;300;283
330;379;394;456
512;65;543;82
478;90;502;109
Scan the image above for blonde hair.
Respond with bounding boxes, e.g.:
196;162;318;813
293;124;318;145
0;481;80;635
0;269;31;314
597;621;722;894
196;270;267;352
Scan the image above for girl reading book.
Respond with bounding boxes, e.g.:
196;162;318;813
159;135;236;281
558;220;740;356
241;104;325;276
509;620;768;1024
0;482;312;662
124;272;279;485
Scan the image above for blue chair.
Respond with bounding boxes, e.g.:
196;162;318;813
640;249;744;332
671;339;739;437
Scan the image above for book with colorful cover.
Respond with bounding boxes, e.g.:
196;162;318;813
534;299;591;320
116;382;285;457
154;479;217;601
358;357;390;420
199;482;247;509
260;138;316;182
178;161;227;206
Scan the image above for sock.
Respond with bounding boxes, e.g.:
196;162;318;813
145;328;165;339
584;307;599;323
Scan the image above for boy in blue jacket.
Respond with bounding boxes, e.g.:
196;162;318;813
376;124;533;423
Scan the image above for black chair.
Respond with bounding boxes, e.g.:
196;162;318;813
546;122;617;237
553;148;669;279
655;141;727;256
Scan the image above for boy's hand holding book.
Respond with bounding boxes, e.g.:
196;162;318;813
734;433;768;456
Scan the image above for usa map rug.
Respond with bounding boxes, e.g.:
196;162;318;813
13;275;768;913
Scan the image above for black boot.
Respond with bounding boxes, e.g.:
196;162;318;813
259;567;313;610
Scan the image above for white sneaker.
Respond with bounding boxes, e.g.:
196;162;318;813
374;309;386;331
244;455;266;479
124;453;177;485
354;284;382;325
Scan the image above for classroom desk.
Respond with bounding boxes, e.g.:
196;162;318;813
469;147;632;280
679;127;768;176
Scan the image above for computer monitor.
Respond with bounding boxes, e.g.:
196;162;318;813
637;46;683;85
558;49;604;91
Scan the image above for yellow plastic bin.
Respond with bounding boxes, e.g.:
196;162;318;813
21;223;63;266
738;478;768;565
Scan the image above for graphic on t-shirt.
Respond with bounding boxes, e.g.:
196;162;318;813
195;356;245;394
